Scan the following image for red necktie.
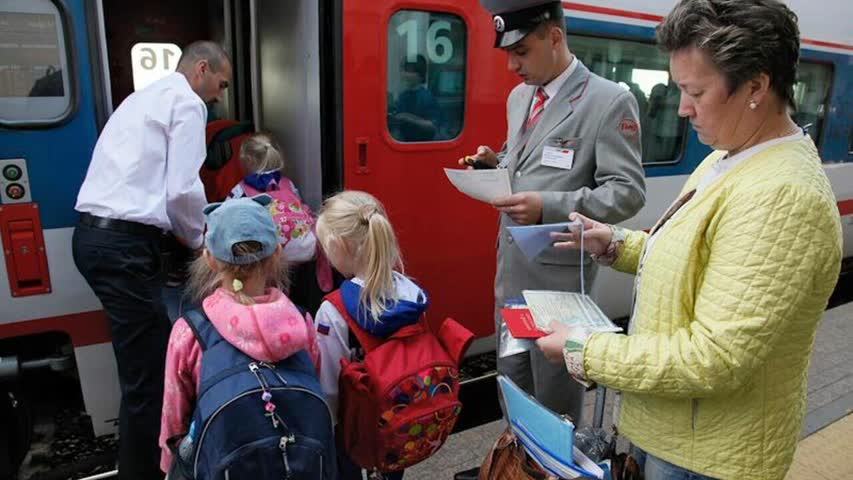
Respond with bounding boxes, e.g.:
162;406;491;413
526;88;548;131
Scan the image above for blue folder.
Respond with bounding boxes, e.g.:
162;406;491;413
498;375;604;479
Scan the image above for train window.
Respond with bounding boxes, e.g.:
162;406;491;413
387;10;467;143
568;35;687;164
131;43;182;92
793;62;832;144
0;0;74;126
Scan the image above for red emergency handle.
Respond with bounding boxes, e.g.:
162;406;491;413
0;203;51;297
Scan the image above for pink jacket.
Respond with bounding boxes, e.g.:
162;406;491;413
158;288;321;473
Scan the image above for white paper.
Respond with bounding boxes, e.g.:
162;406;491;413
522;290;621;333
444;168;512;203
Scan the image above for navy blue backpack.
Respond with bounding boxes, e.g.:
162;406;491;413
177;308;336;480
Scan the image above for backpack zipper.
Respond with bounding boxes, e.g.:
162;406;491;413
249;363;272;391
258;361;291;386
194;383;334;475
280;434;295;478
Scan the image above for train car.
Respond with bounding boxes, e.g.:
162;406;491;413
0;0;850;476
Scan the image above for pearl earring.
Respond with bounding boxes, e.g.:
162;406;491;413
749;100;758;110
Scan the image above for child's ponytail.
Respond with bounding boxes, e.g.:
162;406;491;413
361;204;401;320
240;133;285;174
317;191;403;321
187;241;288;306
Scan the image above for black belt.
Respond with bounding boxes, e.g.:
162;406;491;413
78;212;164;238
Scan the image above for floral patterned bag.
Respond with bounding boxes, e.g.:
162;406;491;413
241;180;318;263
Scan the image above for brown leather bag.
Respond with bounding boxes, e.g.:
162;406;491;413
478;428;558;480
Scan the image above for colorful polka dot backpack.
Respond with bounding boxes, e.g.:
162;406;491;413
325;291;475;474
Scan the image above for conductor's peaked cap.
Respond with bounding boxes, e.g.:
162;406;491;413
479;0;564;48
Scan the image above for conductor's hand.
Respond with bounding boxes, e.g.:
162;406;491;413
458;145;499;169
550;212;612;256
493;192;543;225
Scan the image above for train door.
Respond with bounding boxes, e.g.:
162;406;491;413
249;0;327;210
341;0;516;340
0;0;109;470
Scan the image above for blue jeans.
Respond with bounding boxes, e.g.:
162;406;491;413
640;451;718;480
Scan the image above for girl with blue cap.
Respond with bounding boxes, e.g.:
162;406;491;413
157;195;322;474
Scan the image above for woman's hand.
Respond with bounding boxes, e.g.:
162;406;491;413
550;213;613;256
536;321;572;363
537;321;593;385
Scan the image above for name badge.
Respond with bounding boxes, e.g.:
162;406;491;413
541;146;574;170
541;137;578;170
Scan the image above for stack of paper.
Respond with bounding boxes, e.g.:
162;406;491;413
443;168;511;203
522;290;621;333
499;375;604;479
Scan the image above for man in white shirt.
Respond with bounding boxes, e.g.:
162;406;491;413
459;0;645;425
72;41;231;480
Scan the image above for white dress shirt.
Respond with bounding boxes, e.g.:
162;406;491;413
528;55;578;116
75;73;208;248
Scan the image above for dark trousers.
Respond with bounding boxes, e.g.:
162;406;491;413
72;222;170;480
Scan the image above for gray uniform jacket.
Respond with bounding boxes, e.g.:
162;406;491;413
494;60;646;309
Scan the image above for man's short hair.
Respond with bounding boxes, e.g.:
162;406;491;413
534;16;566;38
177;41;231;72
656;0;800;110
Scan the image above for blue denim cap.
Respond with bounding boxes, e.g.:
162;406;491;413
203;194;278;265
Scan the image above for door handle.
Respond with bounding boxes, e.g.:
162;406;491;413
356;137;370;174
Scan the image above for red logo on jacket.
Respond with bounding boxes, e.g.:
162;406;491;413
619;118;640;138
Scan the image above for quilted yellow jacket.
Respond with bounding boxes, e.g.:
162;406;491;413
583;136;842;480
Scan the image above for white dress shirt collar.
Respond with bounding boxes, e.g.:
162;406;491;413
544;56;578;99
533;55;578;112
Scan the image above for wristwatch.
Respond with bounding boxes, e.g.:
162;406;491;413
590;225;627;266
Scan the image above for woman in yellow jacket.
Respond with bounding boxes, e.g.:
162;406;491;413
536;1;843;479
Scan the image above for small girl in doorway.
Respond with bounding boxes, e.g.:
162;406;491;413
314;191;430;480
231;133;333;307
158;194;322;475
229;133;320;265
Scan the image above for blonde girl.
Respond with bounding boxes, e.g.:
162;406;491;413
313;191;426;480
229;133;320;265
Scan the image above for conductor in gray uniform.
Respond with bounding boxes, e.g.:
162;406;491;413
462;0;645;421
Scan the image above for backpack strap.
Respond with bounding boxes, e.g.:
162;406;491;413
323;290;385;352
183;308;226;352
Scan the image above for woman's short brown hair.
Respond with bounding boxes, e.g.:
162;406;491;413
656;0;800;109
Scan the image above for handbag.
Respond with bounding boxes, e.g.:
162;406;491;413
478;428;558;480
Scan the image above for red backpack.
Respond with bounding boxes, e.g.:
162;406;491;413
324;291;474;473
199;120;254;202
